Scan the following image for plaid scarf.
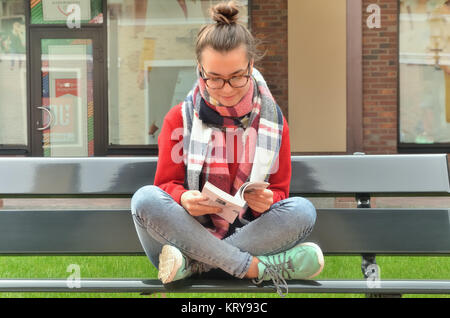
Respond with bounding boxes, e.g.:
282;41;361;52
181;68;284;239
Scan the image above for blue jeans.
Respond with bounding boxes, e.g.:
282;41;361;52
131;185;316;279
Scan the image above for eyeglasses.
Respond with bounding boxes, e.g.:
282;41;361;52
200;62;251;89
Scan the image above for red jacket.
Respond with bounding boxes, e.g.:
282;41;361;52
154;103;292;216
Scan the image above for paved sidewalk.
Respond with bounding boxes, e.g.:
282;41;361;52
0;198;131;210
0;196;448;210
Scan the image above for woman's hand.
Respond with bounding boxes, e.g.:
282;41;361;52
243;189;274;214
181;190;222;217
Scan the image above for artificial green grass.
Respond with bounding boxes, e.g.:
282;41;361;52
0;255;448;298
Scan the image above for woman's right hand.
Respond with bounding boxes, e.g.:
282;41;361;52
180;190;222;217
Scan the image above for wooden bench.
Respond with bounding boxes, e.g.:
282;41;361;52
0;154;449;297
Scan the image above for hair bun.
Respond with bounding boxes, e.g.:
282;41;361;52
211;1;240;25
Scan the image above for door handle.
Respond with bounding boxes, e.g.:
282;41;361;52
37;106;54;131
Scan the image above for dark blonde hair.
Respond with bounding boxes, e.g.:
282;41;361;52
196;1;262;63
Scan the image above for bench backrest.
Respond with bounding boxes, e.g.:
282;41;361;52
0;154;449;255
0;154;448;197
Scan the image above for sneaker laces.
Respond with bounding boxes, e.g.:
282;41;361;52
186;258;209;276
252;253;292;297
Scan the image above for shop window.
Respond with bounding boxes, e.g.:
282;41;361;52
0;0;27;147
107;0;249;147
399;0;450;151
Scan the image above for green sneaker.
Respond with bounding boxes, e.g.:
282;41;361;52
253;242;324;296
158;245;196;284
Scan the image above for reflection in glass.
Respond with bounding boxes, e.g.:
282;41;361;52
0;0;27;146
399;0;450;145
107;0;248;146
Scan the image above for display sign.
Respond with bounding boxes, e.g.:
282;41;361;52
52;79;78;142
42;0;91;21
49;96;77;143
55;78;78;98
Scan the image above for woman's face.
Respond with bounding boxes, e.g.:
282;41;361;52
199;45;253;107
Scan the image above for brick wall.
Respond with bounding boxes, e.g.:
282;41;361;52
362;0;399;154
251;0;289;117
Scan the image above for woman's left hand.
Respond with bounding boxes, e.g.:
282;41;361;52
243;189;274;214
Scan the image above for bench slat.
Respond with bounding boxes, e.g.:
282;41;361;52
0;208;448;255
0;157;157;196
309;208;450;254
0;279;448;294
291;154;450;194
0;210;143;254
0;154;448;196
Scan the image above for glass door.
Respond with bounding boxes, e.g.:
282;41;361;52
30;29;103;157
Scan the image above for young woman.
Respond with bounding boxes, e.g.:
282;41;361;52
131;1;324;296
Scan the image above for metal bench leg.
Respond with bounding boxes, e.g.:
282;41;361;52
362;253;381;298
356;194;402;298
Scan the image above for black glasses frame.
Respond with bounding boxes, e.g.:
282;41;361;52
200;62;252;89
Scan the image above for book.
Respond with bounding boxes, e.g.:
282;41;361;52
200;181;270;223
